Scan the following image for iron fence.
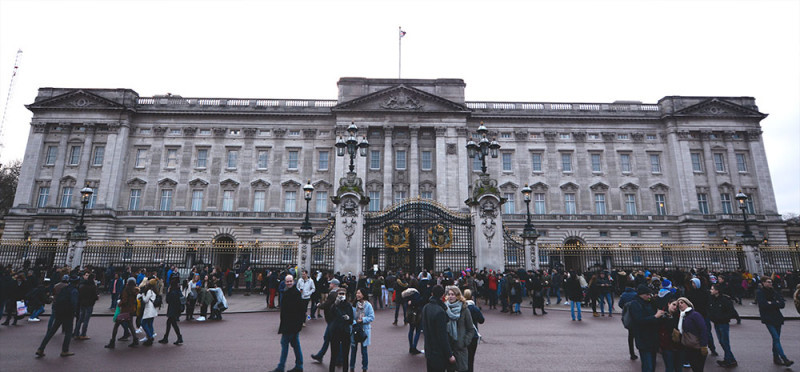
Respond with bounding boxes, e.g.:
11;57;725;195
0;239;297;272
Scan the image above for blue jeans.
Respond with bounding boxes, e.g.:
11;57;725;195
277;333;303;371
29;306;45;319
514;302;521;313
316;322;331;356
408;324;422;349
765;324;786;359
662;349;683;372
141;318;154;339
570;301;582;320
639;350;657;372
552;287;562;303
599;292;613;314
350;342;368;370
73;306;93;337
714;323;736;362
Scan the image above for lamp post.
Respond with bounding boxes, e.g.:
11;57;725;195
73;184;94;238
735;190;756;244
466;122;500;174
521;184;539;241
336;121;369;174
521;184;540;270
301;180;314;231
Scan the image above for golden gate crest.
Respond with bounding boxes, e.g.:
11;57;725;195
384;223;409;252
428;223;452;252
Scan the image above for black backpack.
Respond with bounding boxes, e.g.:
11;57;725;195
153;294;163;308
621;301;634;329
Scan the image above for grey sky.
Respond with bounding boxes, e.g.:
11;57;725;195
1;0;798;215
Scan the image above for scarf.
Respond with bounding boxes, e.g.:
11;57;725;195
445;301;462;341
355;300;365;322
678;307;693;334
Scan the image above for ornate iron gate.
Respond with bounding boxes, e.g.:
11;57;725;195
363;199;473;274
503;228;526;271
311;219;336;272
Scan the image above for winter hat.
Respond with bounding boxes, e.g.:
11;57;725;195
62;275;70;282
690;278;701;289
127;277;136;284
709;275;717;284
661;279;672;289
330;278;340;286
636;284;651;295
677;297;694;308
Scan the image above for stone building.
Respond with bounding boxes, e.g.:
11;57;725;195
4;77;788;251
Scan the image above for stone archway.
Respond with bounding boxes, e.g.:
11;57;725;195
213;235;236;270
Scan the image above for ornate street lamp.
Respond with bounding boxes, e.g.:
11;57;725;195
735;190;757;244
466;122;500;174
336;121;369;173
520;184;539;241
301;180;314;231
73;184;93;238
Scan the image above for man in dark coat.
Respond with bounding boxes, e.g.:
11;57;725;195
756;277;794;366
311;278;340;363
270;274;304;372
421;285;454;372
35;276;79;358
628;284;665;372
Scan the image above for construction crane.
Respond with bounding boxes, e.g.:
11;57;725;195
0;49;23;166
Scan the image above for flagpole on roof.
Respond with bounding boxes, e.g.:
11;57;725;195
398;26;402;79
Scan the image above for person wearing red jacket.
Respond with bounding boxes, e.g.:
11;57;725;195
487;272;498;310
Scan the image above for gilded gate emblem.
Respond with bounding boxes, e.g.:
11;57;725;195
428;223;452;252
384;223;409;252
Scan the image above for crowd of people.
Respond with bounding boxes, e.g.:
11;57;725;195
2;259;799;371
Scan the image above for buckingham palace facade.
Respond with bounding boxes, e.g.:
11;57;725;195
3;77;789;246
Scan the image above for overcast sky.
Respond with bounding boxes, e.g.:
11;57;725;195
0;0;798;215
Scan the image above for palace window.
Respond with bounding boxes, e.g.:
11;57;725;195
60;187;73;208
196;149;208;168
69;146;81;165
697;193;709;215
45;146;57;165
128;189;141;210
421;151;432;170
318;151;329;171
591;153;602;172
316;191;328;213
690;152;703;172
191;190;204;211
594;193;607;215
92;146;105;166
253;190;266;212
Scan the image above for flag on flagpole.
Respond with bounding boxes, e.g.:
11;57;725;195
399;28;406;38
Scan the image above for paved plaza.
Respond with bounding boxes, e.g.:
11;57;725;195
1;293;798;371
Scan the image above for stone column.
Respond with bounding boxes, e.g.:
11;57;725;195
524;238;533;271
456;127;469;210
333;172;368;275
409;126;420;198
382;126;394;208
296;229;315;274
14;122;47;207
467;174;505;272
742;244;764;276
66;234;88;270
435;127;448;204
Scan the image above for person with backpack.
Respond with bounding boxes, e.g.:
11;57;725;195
35;275;79;358
709;283;737;367
403;283;425;355
565;272;583;321
158;277;184;345
26;279;50;322
618;286;638;360
137;279;158;346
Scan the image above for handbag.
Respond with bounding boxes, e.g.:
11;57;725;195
680;331;701;349
117;312;131;322
352;323;367;343
16;300;28;316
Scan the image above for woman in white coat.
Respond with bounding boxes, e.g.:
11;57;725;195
350;288;375;372
137;279;158;346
